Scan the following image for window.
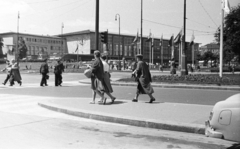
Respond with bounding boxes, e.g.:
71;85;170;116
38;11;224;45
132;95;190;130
109;44;112;55
32;46;35;55
124;46;128;56
115;45;118;56
129;46;132;56
120;45;122;56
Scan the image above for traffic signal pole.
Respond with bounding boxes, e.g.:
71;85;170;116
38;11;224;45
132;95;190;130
95;0;99;51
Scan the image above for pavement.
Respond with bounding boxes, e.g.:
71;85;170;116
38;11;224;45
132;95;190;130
37;77;238;136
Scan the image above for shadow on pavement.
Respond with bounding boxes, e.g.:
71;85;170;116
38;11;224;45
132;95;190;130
227;143;240;149
101;101;127;105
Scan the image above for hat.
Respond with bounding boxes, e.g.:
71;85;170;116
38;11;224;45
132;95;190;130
135;54;143;58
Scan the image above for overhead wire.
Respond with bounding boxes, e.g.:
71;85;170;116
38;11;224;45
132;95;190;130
143;19;215;34
186;18;217;30
40;0;93;26
197;0;218;27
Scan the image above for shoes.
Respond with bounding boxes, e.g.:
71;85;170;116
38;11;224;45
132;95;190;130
45;84;48;86
111;97;116;104
89;101;95;104
132;99;138;102
40;85;44;87
103;98;107;105
2;83;5;85
149;98;156;103
59;84;62;87
19;82;22;86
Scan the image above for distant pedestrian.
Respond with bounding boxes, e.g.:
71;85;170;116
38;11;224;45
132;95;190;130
40;58;49;87
101;55;116;104
90;50;106;104
1;60;12;85
169;58;176;75
54;59;64;86
9;59;22;86
231;64;235;74
132;54;156;103
159;64;163;72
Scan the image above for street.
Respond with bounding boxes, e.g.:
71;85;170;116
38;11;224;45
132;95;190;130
0;72;239;149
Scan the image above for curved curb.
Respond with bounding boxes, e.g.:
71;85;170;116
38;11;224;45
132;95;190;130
79;80;240;91
38;102;205;135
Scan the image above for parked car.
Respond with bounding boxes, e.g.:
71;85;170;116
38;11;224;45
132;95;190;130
205;93;240;142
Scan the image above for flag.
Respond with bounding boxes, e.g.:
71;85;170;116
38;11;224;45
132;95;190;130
189;33;195;46
159;34;163;47
18;12;20;19
174;29;182;44
75;44;79;53
222;0;230;14
62;23;64;28
168;34;174;47
145;32;152;42
132;32;138;44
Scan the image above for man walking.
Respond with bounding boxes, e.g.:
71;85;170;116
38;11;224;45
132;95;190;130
54;59;64;86
40;58;49;87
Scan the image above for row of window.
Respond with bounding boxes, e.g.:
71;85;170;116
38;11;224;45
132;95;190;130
27;46;63;55
25;37;63;45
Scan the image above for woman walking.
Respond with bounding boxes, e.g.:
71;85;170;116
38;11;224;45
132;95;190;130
132;54;156;103
9;59;22;86
101;55;116;104
90;51;106;104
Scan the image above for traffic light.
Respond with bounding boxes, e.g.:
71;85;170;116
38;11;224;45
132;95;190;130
100;31;108;44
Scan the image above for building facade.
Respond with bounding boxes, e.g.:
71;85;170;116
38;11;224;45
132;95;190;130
199;43;219;55
0;30;199;64
0;32;66;60
60;30;200;65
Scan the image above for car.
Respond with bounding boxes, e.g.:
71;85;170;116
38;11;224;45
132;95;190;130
205;93;240;142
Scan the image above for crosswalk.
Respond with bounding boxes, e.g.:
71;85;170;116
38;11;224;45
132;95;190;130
0;81;89;89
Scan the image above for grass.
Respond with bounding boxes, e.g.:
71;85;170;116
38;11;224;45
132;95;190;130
118;74;240;86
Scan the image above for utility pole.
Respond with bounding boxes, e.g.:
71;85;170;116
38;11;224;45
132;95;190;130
16;11;20;60
181;0;187;75
95;0;99;51
140;0;143;54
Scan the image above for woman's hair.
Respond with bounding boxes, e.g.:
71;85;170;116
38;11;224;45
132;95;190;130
102;55;107;60
94;50;101;57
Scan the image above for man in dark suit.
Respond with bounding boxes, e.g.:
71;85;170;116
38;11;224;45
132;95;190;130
40;58;49;87
54;59;64;86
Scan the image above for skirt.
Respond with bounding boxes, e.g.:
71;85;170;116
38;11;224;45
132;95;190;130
136;80;154;94
103;72;113;93
91;77;105;92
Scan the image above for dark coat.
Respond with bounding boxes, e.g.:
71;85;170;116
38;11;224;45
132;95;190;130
40;63;49;74
90;58;105;91
54;63;64;74
91;58;104;80
135;60;153;94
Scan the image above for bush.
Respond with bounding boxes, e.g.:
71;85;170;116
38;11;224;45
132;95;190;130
210;66;240;72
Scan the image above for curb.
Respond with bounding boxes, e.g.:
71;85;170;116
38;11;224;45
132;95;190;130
38;102;205;135
79;80;240;91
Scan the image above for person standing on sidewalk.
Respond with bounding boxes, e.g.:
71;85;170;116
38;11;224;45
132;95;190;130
1;60;12;85
101;55;116;104
90;50;106;104
132;54;155;103
40;58;49;87
9;58;22;86
54;59;64;86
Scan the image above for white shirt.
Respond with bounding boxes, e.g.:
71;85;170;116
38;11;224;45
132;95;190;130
102;60;109;72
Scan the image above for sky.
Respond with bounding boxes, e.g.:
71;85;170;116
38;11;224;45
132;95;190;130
0;0;239;46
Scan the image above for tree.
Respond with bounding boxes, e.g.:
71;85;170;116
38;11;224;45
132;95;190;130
214;4;240;62
202;51;217;67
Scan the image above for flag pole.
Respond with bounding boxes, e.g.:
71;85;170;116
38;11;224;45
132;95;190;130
171;34;174;59
219;4;224;78
161;35;163;65
140;0;143;54
152;34;154;64
16;11;20;60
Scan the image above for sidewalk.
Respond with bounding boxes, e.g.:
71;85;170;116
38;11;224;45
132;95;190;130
38;97;212;135
79;78;240;91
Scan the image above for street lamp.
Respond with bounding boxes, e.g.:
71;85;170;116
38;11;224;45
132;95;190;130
115;13;120;70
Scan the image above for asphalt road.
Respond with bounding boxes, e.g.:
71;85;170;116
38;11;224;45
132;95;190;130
0;72;238;106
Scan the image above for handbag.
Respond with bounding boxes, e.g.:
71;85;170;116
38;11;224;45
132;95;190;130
84;69;92;78
46;74;49;80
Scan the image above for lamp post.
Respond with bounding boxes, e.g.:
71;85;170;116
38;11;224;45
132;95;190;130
115;13;120;70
